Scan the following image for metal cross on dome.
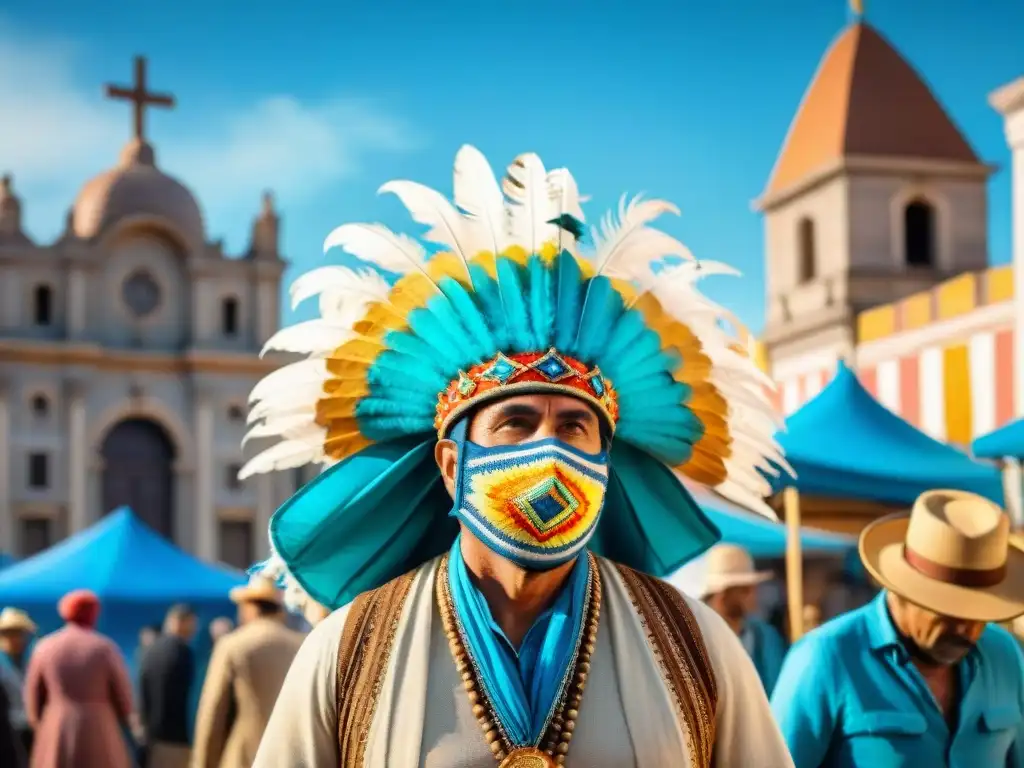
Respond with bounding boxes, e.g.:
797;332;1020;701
104;56;175;143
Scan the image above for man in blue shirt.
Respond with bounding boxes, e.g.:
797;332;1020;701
772;489;1024;767
700;543;788;694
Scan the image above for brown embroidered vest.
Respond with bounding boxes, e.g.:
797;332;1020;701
335;559;719;767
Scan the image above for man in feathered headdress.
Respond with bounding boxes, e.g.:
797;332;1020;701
245;147;795;767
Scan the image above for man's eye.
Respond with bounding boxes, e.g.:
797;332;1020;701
497;417;531;431
561;422;586;435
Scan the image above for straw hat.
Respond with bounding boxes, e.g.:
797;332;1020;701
0;607;36;634
229;575;284;605
700;544;771;597
860;489;1024;623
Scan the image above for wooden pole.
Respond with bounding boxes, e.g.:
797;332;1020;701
784;486;805;643
1001;458;1024;530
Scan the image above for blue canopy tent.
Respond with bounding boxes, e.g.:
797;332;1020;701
768;361;1002;642
688;483;853;558
774;361;1004;506
973;419;1024;460
0;507;246;722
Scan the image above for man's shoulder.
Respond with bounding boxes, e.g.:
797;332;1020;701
978;622;1024;667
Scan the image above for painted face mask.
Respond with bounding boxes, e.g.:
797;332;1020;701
451;437;610;571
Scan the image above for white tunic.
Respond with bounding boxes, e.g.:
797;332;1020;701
253;558;794;767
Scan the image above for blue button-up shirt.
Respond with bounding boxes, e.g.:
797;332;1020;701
771;591;1024;767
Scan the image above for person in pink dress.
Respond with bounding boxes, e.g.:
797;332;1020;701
23;589;134;768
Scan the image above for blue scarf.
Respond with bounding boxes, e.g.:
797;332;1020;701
447;536;590;746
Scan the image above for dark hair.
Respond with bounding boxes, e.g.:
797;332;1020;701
141;623;161;634
252;599;282;617
166;603;195;621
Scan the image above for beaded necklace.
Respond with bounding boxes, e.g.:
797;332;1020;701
436;552;602;767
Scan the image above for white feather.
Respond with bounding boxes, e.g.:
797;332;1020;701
502;153;558;256
453;145;509;256
379;180;484;282
239;438;326;480
243;416;322;447
260;320;354;358
249;359;330;404
290;266;391;312
591;194;681;276
323;222;428;277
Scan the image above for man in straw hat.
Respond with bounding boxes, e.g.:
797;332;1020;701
0;608;36;759
699;544;787;695
192;575;303;768
244;146;794;767
771;489;1024;767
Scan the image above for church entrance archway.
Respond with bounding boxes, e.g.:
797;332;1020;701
100;418;176;540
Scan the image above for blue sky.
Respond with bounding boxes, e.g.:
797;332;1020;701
1;0;1021;333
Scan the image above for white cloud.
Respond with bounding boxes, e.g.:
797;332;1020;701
0;20;417;243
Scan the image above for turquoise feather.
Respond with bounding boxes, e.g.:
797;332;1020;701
527;255;554;350
553;255;584;352
496;257;533;351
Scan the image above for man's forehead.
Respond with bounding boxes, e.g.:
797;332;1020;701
477;392;600;419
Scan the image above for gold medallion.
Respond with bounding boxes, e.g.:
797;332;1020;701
498;747;557;768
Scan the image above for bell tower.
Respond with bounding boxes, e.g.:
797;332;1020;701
755;21;993;405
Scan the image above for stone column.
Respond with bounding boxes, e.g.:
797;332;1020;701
991;78;1024;415
67;268;88;339
0;379;11;553
194;385;217;561
255;474;274;560
65;379;89;532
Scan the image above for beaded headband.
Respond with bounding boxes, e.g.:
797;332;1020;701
434;348;619;437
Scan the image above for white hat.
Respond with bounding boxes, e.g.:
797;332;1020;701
0;607;37;633
860;489;1024;623
699;544;771;597
229;575;284;606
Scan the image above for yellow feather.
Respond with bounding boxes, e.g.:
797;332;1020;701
316;397;360;420
324;431;372;461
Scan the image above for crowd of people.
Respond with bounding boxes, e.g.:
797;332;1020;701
0;575;307;768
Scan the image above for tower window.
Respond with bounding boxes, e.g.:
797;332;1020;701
30;394;49;418
32;285;53;326
28;453;49;489
797;218;816;284
226;463;243;491
222;298;239;336
904;200;936;267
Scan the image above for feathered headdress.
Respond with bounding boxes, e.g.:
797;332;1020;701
242;146;789;611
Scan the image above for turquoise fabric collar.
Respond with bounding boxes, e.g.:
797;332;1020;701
447;535;590;746
268;436;720;610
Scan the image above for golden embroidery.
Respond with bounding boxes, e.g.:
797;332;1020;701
335;569;417;768
613;562;718;768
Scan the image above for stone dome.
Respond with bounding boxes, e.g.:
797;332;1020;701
71;139;205;249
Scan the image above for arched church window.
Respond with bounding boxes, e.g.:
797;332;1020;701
797;218;816;284
30;394;49;418
904;199;936;267
222;298;239;337
32;285;53;326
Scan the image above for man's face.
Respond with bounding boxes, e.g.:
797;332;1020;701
436;393;603;497
706;586;756;625
893;595;985;666
0;629;29;655
179;614;198;642
139;627;158;647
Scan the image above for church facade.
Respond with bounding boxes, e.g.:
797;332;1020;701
0;57;302;567
757;21;1024;449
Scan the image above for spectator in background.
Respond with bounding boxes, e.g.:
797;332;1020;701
700;543;788;696
25;589;134;768
0;608;36;758
192;576;303;768
208;617;234;646
138;624;160;650
138;604;196;768
0;682;25;767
